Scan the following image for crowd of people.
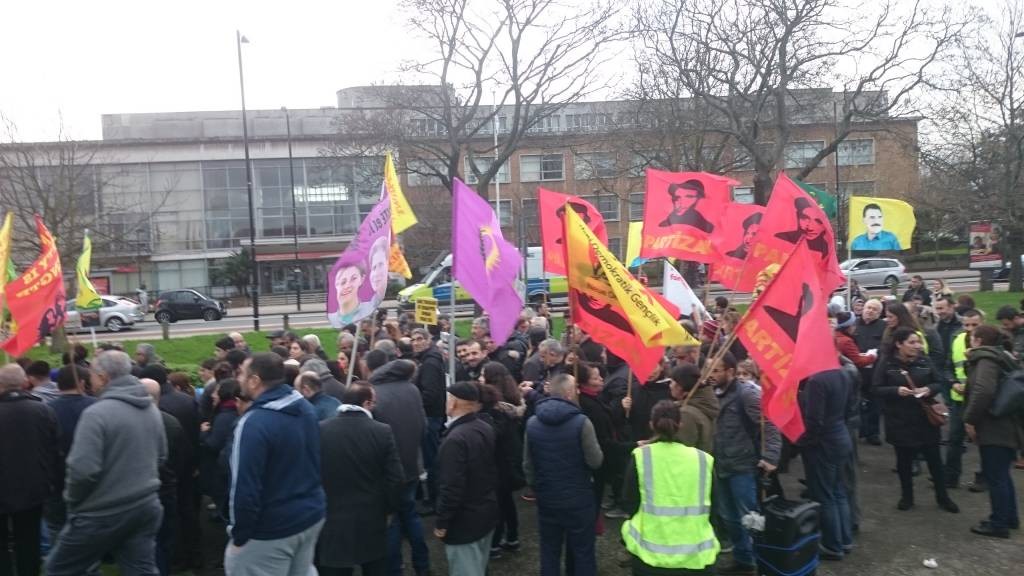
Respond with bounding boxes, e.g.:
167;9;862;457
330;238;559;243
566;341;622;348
1;281;1022;576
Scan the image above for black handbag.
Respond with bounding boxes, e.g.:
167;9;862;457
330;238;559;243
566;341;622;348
990;369;1024;419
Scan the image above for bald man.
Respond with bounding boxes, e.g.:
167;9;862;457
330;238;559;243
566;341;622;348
142;378;186;576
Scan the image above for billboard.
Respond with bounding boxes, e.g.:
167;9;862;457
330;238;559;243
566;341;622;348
968;221;1004;269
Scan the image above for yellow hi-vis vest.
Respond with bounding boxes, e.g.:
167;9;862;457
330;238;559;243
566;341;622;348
621;442;719;570
951;331;968;402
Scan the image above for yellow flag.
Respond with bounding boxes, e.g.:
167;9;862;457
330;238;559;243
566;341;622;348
389;240;412;279
75;233;103;310
0;212;12;298
848;196;915;252
564;208;697;347
624;221;644;267
385;153;418;235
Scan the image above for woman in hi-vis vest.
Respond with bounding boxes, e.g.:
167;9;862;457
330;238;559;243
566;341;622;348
621;400;719;575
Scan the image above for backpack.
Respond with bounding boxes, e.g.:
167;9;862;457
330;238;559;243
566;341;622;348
991;369;1024;419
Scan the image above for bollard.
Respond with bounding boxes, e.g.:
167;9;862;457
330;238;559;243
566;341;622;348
161;321;170;341
283;313;290;330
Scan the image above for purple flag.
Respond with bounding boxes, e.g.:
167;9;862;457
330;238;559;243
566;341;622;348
326;197;392;328
452;178;524;343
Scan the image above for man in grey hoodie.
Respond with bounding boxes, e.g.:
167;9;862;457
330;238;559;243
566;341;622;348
46;351;167;576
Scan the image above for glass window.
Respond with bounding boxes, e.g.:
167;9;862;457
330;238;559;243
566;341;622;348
527;115;561;133
489;200;513;227
733;187;754;204
629;192;645;221
837;139;874;165
465;156;511;184
607;237;622;259
838;181;875;198
520;154;564;182
783;141;825;169
574;152;617;180
564;113;613;131
406;159;443;187
521;198;539;230
581;195;620;221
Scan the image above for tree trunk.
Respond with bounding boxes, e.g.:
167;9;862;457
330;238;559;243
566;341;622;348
49;325;68;354
753;168;774;206
1009;244;1023;293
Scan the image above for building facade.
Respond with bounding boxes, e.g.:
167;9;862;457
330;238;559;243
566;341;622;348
0;87;918;297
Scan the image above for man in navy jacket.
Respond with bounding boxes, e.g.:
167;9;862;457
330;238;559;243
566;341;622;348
227;353;325;576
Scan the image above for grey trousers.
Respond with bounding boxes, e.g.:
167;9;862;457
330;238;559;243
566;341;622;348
46;497;163;576
225;519;325;576
444;530;493;576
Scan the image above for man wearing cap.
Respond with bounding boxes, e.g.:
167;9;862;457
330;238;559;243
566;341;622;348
433;382;498;575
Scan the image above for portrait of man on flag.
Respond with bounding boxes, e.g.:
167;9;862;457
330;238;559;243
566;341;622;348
640;169;738;263
848;196;915;252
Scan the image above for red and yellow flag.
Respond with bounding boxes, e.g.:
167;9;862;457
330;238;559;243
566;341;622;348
735;241;839;441
564;207;697;381
1;216;66;356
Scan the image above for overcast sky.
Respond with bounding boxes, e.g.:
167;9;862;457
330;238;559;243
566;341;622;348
0;0;429;141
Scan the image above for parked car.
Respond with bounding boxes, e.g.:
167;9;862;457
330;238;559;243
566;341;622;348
65;296;145;333
839;257;906;289
154;289;226;323
994;255;1024;280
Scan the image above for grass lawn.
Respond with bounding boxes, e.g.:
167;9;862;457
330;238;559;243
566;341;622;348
965;291;1023;320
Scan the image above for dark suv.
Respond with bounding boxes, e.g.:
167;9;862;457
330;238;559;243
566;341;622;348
154;289;226;323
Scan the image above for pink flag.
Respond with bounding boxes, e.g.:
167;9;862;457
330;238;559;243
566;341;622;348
452;178;524;343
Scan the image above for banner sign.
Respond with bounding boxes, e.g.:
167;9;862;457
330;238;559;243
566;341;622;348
968;221;1004;269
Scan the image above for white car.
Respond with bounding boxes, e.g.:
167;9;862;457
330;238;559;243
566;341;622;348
65;296;145;333
839;258;907;289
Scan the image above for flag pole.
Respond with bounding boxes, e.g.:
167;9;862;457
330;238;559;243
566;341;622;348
345;324;361;387
448;285;457;385
846;244;853;309
625;367;632;418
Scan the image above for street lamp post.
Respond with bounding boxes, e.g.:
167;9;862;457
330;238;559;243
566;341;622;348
237;30;260;331
282;106;302;311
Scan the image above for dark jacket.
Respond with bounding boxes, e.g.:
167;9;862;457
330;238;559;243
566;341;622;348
158;411;186;500
319;373;346;403
414;346;447;419
521;354;544;384
318;409;405;567
677;384;719;454
713;379;781;477
228;383;325;546
964;346;1024;450
48;393;98;489
308;391;341;422
902;285;931;306
854;318;886;353
611;377;673;443
797;369;856;447
579;390;616;480
200;402;239;503
481;403;526;491
873;353;944;448
370;360;426;483
524;397;603;511
936;315;963;369
159;383;200;471
0;391;60;513
436;413;500;545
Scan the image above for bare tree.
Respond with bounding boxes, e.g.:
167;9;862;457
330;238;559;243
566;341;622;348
921;1;1024;291
634;0;959;204
0;116;170;271
328;0;624;194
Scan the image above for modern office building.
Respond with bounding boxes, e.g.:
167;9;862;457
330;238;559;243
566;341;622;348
0;86;918;297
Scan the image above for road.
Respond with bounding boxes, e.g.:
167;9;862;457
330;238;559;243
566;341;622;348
79;268;1004;342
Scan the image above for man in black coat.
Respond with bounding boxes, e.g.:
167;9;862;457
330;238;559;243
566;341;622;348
412;328;447;514
854;299;886;445
140;364;202;572
141;377;187;576
0;364;61;576
319;382;405;576
434;382;499;576
369;358;430;576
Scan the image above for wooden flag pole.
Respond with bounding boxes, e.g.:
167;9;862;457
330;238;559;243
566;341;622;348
345;324;361;387
625;367;633;418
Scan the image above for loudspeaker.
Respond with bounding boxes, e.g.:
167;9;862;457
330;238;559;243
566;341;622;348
754;497;820;576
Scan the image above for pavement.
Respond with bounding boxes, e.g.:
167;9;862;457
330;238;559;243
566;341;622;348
180;434;1023;576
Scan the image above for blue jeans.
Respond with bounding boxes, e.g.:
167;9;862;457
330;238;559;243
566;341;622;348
421;416;444;506
802;436;853;555
944;402;966;484
979;445;1019;530
387;482;429;576
46;498;163;576
537;504;596;576
714;473;758;566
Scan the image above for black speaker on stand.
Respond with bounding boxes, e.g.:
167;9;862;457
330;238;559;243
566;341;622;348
752;496;821;576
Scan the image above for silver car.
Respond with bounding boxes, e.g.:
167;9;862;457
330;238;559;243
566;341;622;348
839;258;907;289
65;296;145;333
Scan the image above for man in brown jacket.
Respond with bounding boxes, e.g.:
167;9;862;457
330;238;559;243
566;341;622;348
668;364;719;454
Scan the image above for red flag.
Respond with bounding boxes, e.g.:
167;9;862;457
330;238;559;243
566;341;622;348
639;169;739;263
710;203;766;290
538;188;607;274
736;173;844;294
736;242;839;441
1;216;66;356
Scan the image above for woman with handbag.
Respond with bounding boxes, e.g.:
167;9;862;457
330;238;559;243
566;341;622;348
964;325;1022;538
874;327;959;513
